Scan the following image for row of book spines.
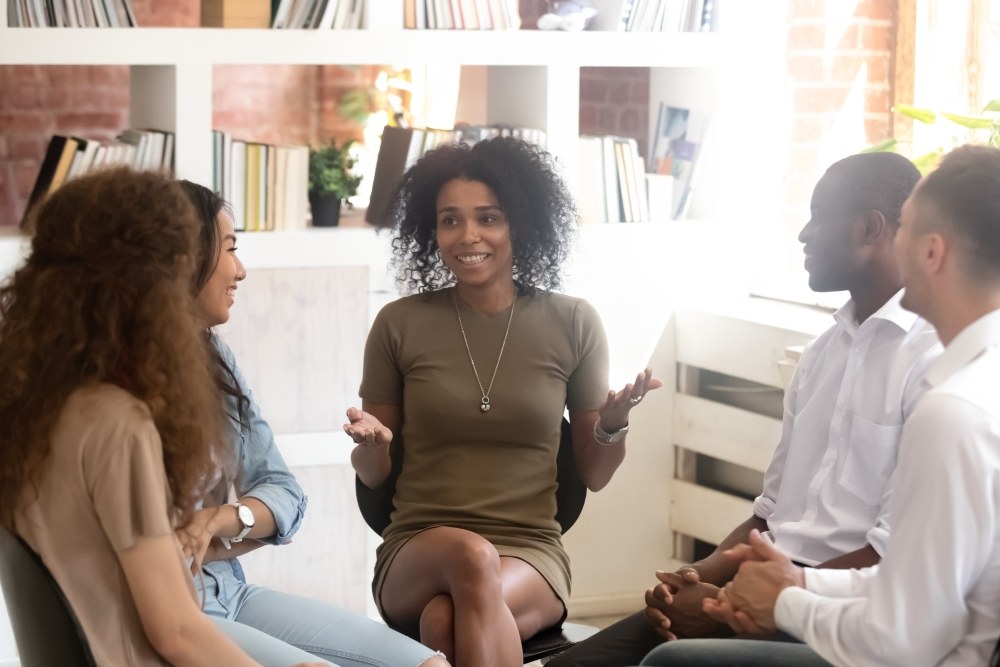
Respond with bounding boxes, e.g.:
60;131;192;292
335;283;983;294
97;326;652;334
20;130;173;226
211;131;310;233
8;0;136;27
269;0;363;29
617;0;717;33
578;135;650;224
405;0;518;30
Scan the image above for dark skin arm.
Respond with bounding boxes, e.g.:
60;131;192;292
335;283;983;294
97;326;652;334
645;517;881;639
644;515;766;639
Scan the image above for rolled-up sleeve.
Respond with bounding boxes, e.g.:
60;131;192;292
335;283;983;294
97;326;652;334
216;338;308;545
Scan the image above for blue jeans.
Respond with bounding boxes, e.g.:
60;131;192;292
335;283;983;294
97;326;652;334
638;638;834;666
199;564;439;667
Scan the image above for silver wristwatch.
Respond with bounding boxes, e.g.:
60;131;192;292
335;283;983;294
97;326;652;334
220;502;255;550
593;419;629;446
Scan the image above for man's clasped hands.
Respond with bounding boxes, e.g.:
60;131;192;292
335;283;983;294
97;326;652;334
644;530;807;640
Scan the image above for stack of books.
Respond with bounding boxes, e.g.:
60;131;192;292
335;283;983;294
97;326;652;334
365;123;546;226
404;0;520;30
7;0;137;26
615;0;717;32
270;0;363;29
21;129;173;225
577;135;649;224
211;130;310;232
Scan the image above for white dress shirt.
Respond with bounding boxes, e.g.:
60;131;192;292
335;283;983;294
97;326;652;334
775;308;1000;667
753;291;941;565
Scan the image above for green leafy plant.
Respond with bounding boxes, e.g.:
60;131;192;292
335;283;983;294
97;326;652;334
865;99;1000;173
308;139;362;204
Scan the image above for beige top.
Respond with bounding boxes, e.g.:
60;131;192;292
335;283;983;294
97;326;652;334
16;384;193;666
360;288;609;613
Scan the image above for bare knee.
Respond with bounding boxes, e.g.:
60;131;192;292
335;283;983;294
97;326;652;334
448;538;503;595
420;594;455;655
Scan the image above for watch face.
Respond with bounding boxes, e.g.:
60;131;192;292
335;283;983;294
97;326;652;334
237;504;255;527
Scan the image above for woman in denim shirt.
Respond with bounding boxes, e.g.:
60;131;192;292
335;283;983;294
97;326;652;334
176;180;449;667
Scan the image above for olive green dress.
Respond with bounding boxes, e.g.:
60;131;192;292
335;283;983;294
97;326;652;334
359;287;609;619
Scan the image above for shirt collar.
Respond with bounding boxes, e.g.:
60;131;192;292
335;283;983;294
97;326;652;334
832;290;918;335
923;308;1000;388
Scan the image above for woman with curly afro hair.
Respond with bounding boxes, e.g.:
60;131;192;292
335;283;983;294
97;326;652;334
345;137;662;665
0;169;322;667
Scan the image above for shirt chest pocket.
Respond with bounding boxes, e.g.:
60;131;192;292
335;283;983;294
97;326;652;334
838;416;901;506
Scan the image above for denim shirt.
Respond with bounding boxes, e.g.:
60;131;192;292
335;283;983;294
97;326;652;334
196;336;308;616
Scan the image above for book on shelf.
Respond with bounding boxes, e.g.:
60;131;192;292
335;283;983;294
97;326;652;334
20;129;174;226
403;0;518;30
212;130;309;231
270;0;362;28
649;102;709;220
577;134;648;223
201;0;270;27
614;0;717;32
7;0;137;26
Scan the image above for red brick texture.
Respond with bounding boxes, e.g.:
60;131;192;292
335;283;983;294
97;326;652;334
579;67;651;161
783;0;898;235
0;1;377;225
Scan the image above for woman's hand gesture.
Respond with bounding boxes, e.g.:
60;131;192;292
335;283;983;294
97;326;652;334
343;406;393;448
598;368;663;431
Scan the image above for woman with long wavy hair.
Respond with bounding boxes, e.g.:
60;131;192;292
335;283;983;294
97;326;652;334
0;168;321;667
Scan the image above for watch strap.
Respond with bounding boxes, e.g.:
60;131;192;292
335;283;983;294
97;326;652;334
593;419;629;446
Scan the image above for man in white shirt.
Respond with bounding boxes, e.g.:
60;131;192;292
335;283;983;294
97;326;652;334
549;152;941;667
638;144;1000;667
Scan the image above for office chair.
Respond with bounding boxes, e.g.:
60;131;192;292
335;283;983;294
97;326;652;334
356;417;598;663
0;526;96;667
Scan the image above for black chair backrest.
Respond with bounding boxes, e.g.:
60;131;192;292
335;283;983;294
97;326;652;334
0;526;96;667
357;416;584;536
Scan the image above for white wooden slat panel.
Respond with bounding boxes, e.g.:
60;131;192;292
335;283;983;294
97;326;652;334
671;479;753;546
674;307;819;387
673;394;781;473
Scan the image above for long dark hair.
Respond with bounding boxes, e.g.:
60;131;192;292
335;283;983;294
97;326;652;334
177;180;250;428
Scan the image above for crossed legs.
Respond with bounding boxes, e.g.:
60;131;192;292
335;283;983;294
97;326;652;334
379;526;565;667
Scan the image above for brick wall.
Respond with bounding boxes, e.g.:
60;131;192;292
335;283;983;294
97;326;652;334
0;1;374;226
579;67;651;161
783;0;898;240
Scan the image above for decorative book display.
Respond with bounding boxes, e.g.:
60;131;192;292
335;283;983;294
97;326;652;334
403;0;520;30
20;129;174;227
7;0;136;26
270;0;364;29
211;130;310;231
649;102;709;220
613;0;717;33
202;0;270;27
577;134;648;224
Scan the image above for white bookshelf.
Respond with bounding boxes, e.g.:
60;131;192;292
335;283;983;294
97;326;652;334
0;13;728;211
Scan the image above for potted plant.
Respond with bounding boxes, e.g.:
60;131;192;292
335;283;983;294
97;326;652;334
866;99;1000;173
308;139;362;227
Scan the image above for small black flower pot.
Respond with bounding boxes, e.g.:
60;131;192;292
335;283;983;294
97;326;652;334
309;192;342;227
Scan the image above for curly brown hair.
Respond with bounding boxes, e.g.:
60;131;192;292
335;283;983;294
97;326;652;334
0;168;227;531
388;137;576;296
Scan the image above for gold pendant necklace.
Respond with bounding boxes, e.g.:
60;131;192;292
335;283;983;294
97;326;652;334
454;292;516;413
